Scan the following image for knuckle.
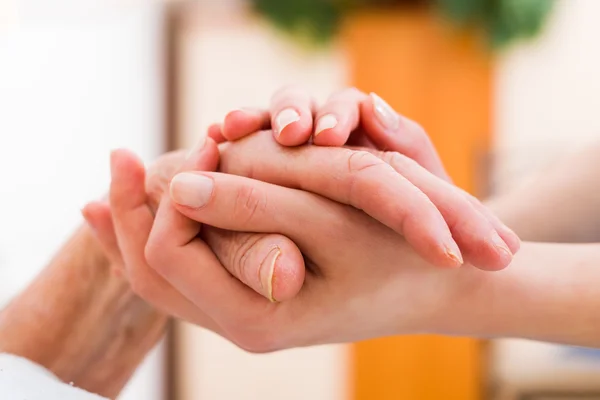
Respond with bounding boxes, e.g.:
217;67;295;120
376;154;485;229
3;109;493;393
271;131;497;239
233;184;268;225
229;234;262;283
329;86;363;101
129;270;155;300
379;150;419;172
144;234;168;274
344;150;389;205
272;85;308;105
346;149;383;174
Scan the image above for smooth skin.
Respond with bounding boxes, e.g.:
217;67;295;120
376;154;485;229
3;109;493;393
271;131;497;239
89;134;600;351
211;87;520;271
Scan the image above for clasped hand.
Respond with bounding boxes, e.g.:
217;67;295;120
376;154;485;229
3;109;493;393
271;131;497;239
83;87;519;352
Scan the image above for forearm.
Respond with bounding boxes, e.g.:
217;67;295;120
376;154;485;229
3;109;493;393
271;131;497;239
450;242;600;347
0;225;167;398
487;143;600;242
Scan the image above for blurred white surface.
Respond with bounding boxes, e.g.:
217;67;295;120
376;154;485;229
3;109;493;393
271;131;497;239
0;1;166;399
494;0;600;192
493;0;600;395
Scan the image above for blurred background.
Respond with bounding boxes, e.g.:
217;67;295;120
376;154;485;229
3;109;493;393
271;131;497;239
1;0;600;399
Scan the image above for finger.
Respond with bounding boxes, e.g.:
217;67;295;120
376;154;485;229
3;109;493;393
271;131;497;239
221;108;270;141
145;150;187;213
461;190;521;254
207;123;227;144
109;149;222;330
360;93;450;181
270;85;315;146
203;227;306;302
146;185;271;331
348;145;521;263
81;200;123;274
156;137;305;301
219;135;462;268
373;150;514;271
312;88;366;147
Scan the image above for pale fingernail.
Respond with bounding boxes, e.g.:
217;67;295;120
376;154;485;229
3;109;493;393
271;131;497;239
170;173;213;208
260;247;281;303
231;107;260;116
274;108;300;136
491;231;513;260
370;92;400;131
186;134;206;159
314;114;338;137
444;241;464;266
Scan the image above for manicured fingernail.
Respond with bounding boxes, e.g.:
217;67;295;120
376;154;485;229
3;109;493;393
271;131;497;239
274;108;300;136
314;114;338;137
260;247;281;302
370;92;400;131
186;135;206;159
444;242;464;266
491;231;513;260
170;173;213;208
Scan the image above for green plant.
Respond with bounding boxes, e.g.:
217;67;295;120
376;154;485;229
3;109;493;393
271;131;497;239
251;0;554;49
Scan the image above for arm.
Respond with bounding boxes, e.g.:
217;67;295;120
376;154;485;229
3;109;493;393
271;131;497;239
488;143;600;242
0;225;167;398
447;241;600;348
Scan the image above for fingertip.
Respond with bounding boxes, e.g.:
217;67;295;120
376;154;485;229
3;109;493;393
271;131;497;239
185;136;220;172
207;123;227;144
110;148;145;182
222;109;265;141
270;243;306;302
81;201;109;225
466;236;514;272
273;108;312;146
109;149;147;211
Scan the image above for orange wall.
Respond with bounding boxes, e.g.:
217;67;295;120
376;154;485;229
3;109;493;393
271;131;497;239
343;9;492;400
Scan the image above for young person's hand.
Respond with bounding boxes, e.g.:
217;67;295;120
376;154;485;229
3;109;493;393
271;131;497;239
91;131;522;352
209;87;520;270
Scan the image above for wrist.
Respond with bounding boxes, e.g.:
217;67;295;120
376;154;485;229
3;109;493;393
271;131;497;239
0;225;167;398
432;242;600;346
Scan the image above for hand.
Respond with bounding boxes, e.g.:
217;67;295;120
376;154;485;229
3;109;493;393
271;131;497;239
84;146;307;305
211;87;520;270
210;86;449;179
99;132;518;352
0;225;167;398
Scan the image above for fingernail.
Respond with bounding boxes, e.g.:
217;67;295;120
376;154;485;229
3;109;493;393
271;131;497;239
231;107;261;116
314;114;338;137
491;231;513;260
260;247;281;303
444;241;464;266
186;135;206;159
370;92;400;131
274;108;300;136
170;172;213;208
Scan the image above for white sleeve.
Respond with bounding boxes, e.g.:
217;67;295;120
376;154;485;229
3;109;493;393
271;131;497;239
0;353;108;400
